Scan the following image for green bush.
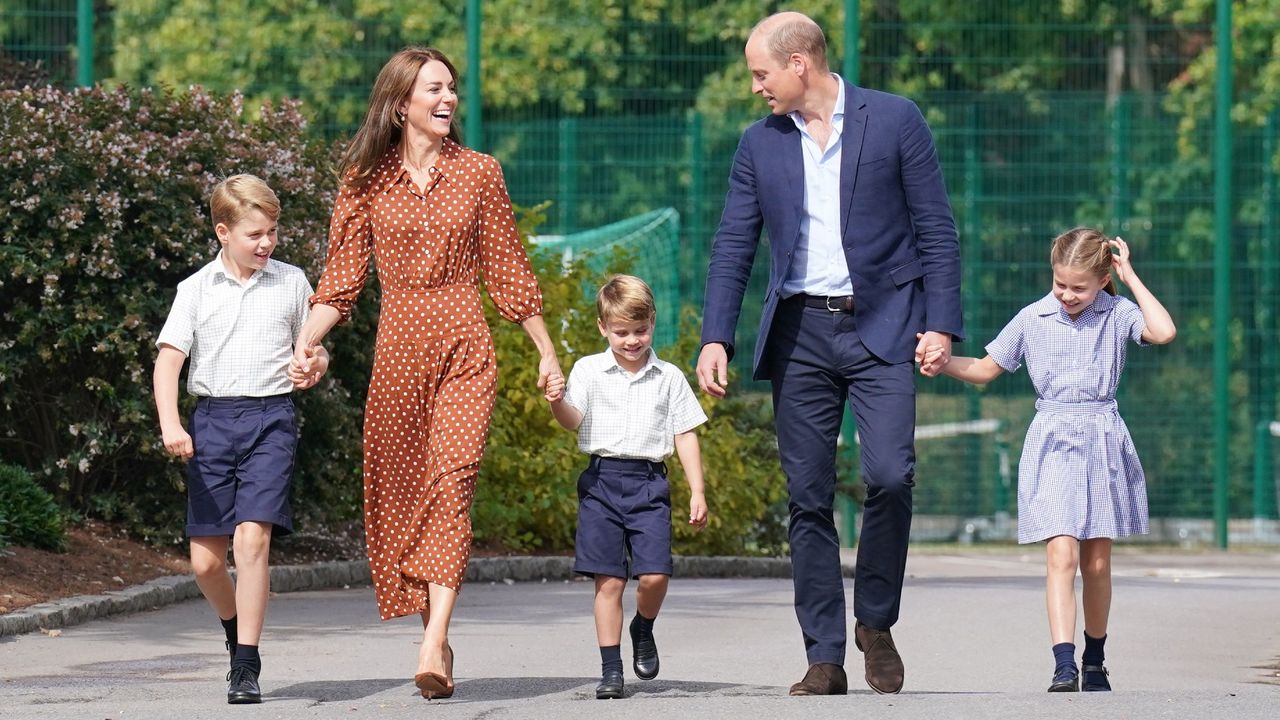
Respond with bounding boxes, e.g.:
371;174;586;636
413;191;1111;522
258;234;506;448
475;212;789;555
0;84;370;542
0;463;67;551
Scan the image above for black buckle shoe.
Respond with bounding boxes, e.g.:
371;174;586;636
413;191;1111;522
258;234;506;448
227;665;262;704
596;668;624;699
1048;665;1079;692
629;616;659;680
1081;664;1111;691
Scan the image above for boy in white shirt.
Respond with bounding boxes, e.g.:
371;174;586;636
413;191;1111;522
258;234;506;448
153;174;328;704
544;274;709;699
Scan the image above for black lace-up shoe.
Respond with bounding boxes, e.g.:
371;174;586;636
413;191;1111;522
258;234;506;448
226;665;262;704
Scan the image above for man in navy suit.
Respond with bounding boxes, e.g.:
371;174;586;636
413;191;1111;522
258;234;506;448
696;11;963;696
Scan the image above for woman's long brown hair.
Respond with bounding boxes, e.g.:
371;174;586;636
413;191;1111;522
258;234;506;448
338;47;463;186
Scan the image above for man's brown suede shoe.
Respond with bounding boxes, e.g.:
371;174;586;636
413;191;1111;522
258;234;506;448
855;622;905;694
787;663;848;696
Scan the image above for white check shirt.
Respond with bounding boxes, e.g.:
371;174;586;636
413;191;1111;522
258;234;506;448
563;348;708;462
156;253;314;397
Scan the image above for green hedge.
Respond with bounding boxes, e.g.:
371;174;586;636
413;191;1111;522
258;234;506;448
0;84;368;542
0;463;66;551
0;84;788;555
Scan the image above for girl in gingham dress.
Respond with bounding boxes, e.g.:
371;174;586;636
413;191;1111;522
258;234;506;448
920;228;1175;693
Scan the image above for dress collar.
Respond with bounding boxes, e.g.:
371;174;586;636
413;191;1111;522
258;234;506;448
373;137;464;194
1033;290;1117;321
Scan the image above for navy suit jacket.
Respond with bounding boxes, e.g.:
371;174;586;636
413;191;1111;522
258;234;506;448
701;80;964;380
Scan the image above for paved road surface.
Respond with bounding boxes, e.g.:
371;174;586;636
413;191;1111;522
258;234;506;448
2;549;1277;719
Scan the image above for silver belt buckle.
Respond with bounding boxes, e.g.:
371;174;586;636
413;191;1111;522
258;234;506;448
825;296;843;312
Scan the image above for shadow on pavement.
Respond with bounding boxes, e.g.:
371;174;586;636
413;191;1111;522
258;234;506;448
266;678;408;702
449;677;788;702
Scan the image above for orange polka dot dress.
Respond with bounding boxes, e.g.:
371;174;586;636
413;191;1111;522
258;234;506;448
311;139;543;620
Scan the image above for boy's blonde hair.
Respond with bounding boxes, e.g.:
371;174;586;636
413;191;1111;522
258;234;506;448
596;274;657;325
210;174;281;229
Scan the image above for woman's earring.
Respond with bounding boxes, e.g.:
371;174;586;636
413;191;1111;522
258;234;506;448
394;110;405;127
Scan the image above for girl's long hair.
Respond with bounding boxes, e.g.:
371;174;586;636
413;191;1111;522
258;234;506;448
1050;227;1117;295
338;47;463;186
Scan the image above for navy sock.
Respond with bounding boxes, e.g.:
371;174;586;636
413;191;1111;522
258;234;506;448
600;645;623;676
219;616;238;648
1082;633;1106;666
1052;642;1077;674
232;644;261;675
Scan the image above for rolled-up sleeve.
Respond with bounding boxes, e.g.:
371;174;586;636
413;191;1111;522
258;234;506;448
478;156;543;323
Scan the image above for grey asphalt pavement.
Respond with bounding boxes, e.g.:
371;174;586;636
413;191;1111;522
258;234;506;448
2;548;1277;719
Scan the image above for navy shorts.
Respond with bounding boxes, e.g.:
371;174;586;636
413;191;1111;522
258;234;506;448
574;455;673;579
186;395;297;538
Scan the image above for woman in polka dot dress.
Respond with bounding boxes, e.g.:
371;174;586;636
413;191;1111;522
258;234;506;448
292;47;563;698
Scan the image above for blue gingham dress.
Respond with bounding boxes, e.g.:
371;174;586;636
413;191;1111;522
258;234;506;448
986;291;1150;544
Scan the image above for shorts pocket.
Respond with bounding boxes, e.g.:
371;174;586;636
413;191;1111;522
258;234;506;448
647;475;672;506
576;468;596;499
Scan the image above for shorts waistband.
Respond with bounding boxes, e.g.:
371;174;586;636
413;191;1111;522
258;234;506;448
196;394;293;409
1034;399;1118;414
589;455;667;475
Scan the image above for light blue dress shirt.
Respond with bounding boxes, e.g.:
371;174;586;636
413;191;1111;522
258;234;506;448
781;75;851;298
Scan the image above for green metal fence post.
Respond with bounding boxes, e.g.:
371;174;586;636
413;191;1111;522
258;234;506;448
465;0;483;151
1111;93;1131;232
76;0;94;87
1255;112;1278;520
963;103;984;516
1255;422;1277;520
838;0;862;547
839;410;861;547
843;0;860;85
688;112;705;303
994;423;1011;520
1212;0;1233;548
559;117;578;235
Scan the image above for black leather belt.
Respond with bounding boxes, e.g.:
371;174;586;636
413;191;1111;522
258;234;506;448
790;294;855;313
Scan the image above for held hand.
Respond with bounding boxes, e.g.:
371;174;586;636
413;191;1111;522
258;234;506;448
914;332;952;377
1110;237;1135;286
161;424;194;460
688;493;709;531
289;345;329;390
537;353;563;394
543;373;565;403
695;343;729;398
291;339;314;377
919;344;947;376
